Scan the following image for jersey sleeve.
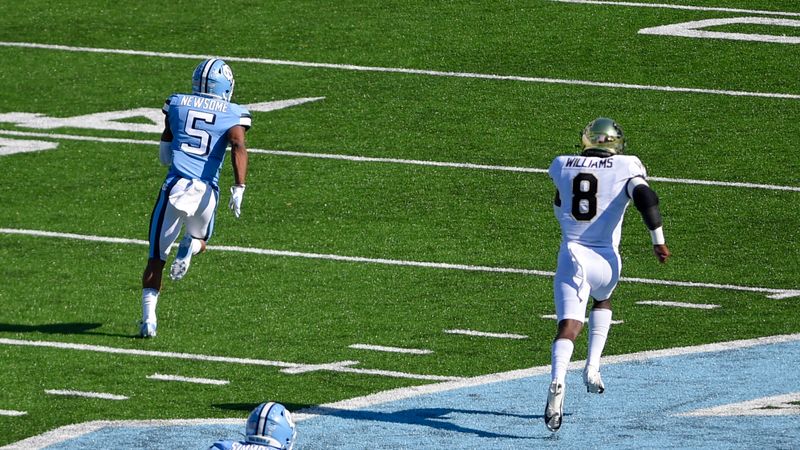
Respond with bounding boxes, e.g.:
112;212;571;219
162;94;179;115
628;156;647;179
547;157;561;181
231;104;252;130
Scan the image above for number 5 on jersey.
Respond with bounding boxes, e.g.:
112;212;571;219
181;110;216;156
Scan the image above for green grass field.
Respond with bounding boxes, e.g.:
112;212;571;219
1;0;798;447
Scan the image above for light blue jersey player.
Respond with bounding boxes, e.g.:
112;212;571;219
209;402;297;450
139;59;251;338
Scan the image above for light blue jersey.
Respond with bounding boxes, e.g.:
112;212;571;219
209;440;276;450
163;93;251;188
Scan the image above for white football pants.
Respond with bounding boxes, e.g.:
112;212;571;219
553;241;621;323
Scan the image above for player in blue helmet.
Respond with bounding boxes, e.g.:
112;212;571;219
192;58;236;101
139;59;251;338
209;402;297;450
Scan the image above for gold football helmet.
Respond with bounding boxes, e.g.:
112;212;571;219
580;117;626;155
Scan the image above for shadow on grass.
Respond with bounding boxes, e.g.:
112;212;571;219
0;322;134;338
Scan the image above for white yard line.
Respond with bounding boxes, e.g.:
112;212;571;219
1;41;799;100
0;409;27;417
443;329;528;339
44;389;128;401
1;129;798;192
349;344;433;355
1;227;798;299
541;314;625;325
636;300;720;309
0;338;457;382
549;0;800;17
147;373;230;385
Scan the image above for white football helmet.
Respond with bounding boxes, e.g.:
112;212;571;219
245;402;297;450
191;58;235;101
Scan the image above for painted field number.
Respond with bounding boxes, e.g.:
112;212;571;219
639;17;800;44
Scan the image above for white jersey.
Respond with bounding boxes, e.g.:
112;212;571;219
548;154;647;249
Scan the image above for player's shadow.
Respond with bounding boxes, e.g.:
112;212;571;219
298;406;542;440
0;322;133;338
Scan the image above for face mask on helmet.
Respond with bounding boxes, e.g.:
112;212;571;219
580;117;626;155
191;58;235;101
245;402;297;450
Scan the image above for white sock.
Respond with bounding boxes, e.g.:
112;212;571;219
587;308;613;369
551;338;574;384
141;288;159;324
190;238;203;256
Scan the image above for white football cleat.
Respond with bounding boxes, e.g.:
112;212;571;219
544;380;565;432
169;258;189;281
139;321;157;338
583;366;605;394
169;236;195;281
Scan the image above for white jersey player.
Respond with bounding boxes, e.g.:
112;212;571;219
544;118;670;432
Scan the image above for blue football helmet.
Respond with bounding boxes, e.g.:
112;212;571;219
191;58;235;101
245;402;297;450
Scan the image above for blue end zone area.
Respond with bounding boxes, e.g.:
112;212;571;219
30;336;800;449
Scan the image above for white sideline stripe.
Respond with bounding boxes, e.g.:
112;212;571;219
299;333;800;415
2;41;799;100
550;0;800;17
444;329;528;340
44;389;128;401
2;129;799;193
2;227;798;299
677;392;800;417
349;344;433;355
2;418;245;450
541;314;625;325
0;409;27;417
637;300;720;310
0;338;452;382
147;373;229;385
8;333;800;449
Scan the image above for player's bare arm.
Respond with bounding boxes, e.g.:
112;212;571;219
228;125;248;185
227;125;248;218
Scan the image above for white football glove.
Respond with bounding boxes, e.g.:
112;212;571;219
229;184;245;218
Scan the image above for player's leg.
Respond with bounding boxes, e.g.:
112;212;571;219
546;244;592;431
140;179;183;337
170;186;216;281
583;248;621;393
